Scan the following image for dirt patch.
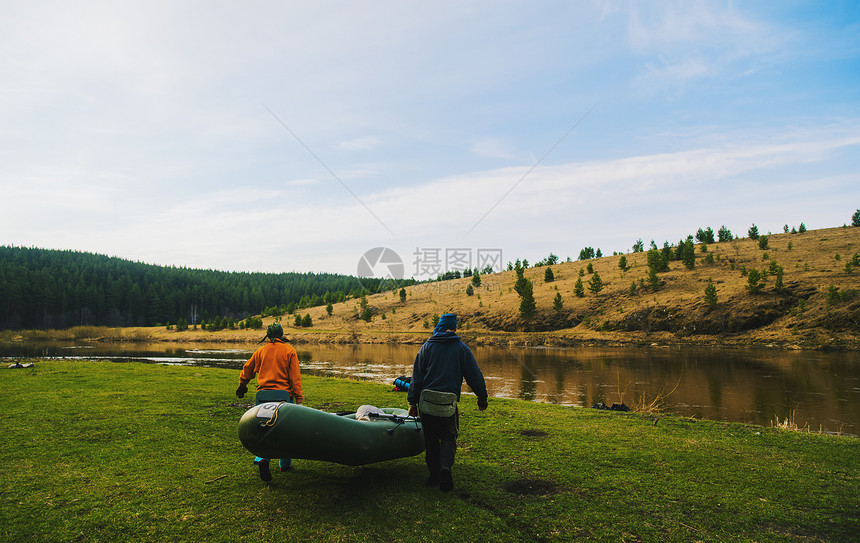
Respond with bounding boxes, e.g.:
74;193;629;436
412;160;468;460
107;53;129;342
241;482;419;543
503;478;561;496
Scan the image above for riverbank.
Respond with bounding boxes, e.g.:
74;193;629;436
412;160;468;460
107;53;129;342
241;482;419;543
5;324;858;351
2;360;857;542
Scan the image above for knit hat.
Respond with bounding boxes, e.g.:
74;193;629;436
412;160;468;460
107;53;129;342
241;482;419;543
262;322;284;342
433;313;457;335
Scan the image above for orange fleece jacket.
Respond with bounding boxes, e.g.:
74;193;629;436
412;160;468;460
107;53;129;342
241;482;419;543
239;339;303;403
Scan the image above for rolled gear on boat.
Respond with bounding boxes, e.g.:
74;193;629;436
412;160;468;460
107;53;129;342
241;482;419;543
238;402;424;466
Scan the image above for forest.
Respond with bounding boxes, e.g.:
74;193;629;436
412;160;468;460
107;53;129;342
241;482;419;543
0;246;405;330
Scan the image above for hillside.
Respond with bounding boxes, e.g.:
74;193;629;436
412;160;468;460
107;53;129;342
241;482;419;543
271;226;860;350
8;226;860;350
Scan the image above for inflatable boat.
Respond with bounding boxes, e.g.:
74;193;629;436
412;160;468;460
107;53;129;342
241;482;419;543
238;402;424;466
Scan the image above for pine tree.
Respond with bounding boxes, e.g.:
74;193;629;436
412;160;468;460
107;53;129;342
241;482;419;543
718;225;733;242
578;247;595;260
326;302;333;316
746;269;765;294
517;278;536;320
552;292;563;311
574;277;585;297
648;268;660;291
587;271;604;294
647;247;668;273
301;313;312;327
471;270;482;287
853;209;860;227
704;278;718;308
399;288;407;303
466;284;474;296
680;238;696;270
748;224;760;240
618;255;628;271
544;267;554;283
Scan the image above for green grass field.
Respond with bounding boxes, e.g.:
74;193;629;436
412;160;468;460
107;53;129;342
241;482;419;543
1;360;857;542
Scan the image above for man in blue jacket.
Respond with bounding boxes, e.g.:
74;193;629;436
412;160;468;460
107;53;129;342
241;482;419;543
408;313;488;492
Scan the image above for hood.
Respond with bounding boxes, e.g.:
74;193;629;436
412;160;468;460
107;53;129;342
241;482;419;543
427;330;461;343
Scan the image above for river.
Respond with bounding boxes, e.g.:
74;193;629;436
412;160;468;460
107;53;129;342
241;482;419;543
3;341;858;436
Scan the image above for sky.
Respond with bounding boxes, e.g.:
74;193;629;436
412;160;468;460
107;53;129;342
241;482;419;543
2;1;859;279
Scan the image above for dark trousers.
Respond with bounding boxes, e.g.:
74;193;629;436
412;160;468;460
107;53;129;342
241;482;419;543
421;409;459;477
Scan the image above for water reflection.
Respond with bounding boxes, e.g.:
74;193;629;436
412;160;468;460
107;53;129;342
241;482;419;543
2;341;857;435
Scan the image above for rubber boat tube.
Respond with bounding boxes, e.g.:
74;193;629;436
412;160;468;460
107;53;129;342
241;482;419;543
238;402;424;466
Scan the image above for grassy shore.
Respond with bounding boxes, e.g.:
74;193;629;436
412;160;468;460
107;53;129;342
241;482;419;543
2;360;858;542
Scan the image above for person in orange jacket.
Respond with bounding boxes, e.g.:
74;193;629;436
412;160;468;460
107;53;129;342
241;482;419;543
236;322;303;481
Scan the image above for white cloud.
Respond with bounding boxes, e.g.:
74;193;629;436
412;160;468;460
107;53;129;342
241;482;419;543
337;137;384;151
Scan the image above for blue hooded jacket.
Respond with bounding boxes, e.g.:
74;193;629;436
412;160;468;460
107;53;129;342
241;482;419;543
407;327;488;406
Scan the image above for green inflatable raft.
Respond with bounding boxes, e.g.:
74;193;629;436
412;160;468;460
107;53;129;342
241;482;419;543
238;402;425;466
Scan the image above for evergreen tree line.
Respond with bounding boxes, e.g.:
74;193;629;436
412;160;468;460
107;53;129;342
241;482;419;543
0;246;410;330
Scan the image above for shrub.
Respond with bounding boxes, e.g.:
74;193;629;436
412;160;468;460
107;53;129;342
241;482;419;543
827;286;858;304
629;281;637;295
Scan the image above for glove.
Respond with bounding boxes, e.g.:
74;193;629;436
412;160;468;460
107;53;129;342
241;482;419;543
408;404;418;417
477;398;488;411
235;383;248;398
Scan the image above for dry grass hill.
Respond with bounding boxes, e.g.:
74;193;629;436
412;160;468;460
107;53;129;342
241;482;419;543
148;226;860;350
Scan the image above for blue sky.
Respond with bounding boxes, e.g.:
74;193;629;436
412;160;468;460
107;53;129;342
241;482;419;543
2;1;858;278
